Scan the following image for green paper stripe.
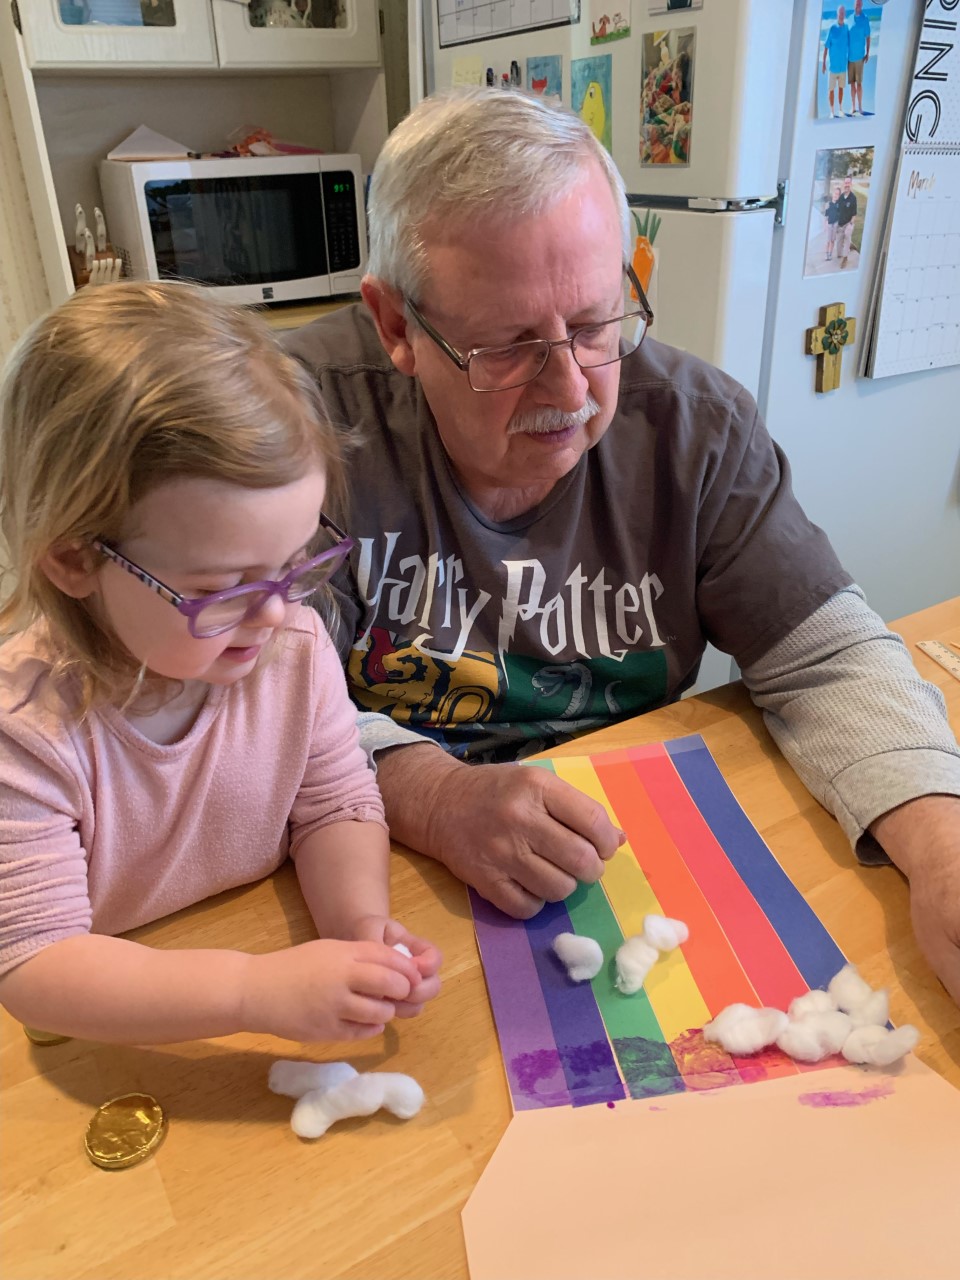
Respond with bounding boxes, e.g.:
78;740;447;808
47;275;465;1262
522;759;678;1097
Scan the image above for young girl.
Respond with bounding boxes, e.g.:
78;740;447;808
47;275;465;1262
0;281;440;1045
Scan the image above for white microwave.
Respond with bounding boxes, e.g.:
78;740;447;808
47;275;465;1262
99;153;367;305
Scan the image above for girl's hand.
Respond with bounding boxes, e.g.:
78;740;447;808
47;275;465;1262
241;938;422;1043
351;916;443;1018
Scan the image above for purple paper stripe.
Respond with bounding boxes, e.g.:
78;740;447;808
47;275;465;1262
523;899;627;1107
470;888;572;1110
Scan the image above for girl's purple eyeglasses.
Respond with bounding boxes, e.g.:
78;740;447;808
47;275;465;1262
92;513;354;640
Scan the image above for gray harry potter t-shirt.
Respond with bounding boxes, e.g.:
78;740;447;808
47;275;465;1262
284;305;852;762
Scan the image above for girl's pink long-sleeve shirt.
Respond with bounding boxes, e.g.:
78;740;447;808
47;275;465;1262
0;607;386;976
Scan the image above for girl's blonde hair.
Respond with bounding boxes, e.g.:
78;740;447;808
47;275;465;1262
0;280;343;710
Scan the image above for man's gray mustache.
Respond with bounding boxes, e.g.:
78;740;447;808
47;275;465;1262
506;394;602;436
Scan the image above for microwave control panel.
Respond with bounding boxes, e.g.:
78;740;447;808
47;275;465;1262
322;171;362;273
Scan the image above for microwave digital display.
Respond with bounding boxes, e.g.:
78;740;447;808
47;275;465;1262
145;173;331;287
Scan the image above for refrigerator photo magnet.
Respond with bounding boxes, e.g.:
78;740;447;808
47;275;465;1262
804;145;875;277
526;54;563;101
571;54;613;153
590;0;630;44
817;3;884;121
640;28;695;166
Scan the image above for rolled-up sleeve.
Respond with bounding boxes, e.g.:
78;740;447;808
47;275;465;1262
0;722;91;976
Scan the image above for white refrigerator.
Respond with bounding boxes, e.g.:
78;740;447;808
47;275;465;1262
407;0;960;687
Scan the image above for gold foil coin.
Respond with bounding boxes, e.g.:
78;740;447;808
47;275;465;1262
84;1093;167;1171
23;1026;72;1046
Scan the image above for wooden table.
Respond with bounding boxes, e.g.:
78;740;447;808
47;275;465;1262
2;601;959;1280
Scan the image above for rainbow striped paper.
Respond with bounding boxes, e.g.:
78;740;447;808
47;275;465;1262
470;734;849;1110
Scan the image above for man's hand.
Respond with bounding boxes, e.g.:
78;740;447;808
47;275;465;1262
870;794;960;1005
377;745;624;918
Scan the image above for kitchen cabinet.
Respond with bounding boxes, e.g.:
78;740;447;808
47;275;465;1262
212;0;380;71
17;1;219;71
17;0;380;73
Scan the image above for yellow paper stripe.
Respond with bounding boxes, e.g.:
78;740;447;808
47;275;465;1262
550;756;709;1041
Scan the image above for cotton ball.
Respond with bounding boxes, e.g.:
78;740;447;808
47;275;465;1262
269;1059;358;1100
553;932;604;982
615;936;659;995
842;1024;919;1067
641;915;690;952
788;989;837;1020
776;1010;853;1063
847;988;890;1029
290;1071;424;1139
827;963;874;1013
703;1004;789;1055
392;943;413;958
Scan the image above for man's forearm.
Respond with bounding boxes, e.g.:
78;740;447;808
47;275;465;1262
373;743;466;861
870;794;960;879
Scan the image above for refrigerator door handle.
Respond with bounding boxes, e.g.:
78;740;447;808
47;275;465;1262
627;181;788;225
772;179;788;228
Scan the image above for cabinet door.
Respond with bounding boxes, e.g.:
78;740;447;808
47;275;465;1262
211;0;380;70
19;1;218;71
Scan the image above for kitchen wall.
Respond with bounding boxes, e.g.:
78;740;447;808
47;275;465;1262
761;0;960;623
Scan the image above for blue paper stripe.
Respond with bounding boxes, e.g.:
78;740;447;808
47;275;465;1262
523;899;626;1106
665;735;847;991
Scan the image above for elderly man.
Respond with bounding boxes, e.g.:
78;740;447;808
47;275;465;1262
285;89;960;1004
835;174;858;269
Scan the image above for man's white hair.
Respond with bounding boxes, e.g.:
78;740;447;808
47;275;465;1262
366;87;632;301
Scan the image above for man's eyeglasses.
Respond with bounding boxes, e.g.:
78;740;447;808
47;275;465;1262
92;513;354;640
403;264;654;393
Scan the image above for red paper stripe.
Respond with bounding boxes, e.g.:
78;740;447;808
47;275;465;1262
627;746;808;1011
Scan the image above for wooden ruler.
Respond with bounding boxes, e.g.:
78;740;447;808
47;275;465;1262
917;640;960;682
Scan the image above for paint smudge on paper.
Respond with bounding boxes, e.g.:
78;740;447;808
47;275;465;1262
613;1035;684;1099
510;1047;567;1104
670;1028;741;1091
798;1080;895;1108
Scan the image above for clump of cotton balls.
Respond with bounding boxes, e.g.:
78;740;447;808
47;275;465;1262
702;963;919;1069
269;1060;425;1139
776;1010;853;1062
552;915;690;993
615;914;689;994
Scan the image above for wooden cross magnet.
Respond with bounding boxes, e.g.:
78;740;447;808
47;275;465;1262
805;302;857;393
